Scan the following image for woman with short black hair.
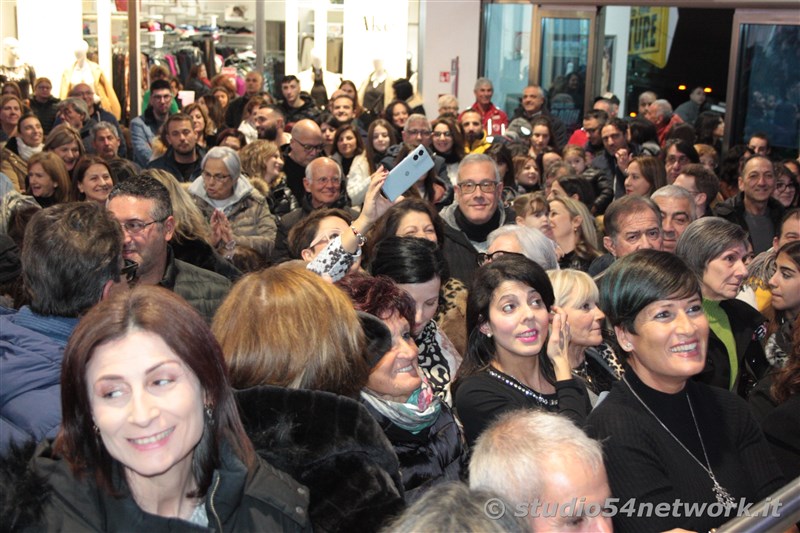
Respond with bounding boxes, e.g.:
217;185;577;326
587;250;784;532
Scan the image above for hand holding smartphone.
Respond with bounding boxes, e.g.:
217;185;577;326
381;146;435;201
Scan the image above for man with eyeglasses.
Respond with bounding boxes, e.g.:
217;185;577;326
588;195;663;277
147;113;205;182
107;175;231;322
55;97;95;145
674;163;720;219
663;139;700;184
380;114;450;187
714;155;785;255
131;79;175;167
70;82;126;159
0;203;124;453
512;85;568;149
270;157;358;264
440;153;513;283
281;118;326;205
567;110;607;162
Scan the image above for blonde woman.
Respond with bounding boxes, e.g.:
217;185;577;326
239;139;297;216
548;269;622;404
212;262;405;530
548;195;602;272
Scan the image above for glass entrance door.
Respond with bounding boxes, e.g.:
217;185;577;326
532;6;598;134
727;11;799;157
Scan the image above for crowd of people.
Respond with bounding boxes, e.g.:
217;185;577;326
1;63;799;531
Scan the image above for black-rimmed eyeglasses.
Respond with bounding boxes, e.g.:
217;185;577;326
457;181;500;194
476;250;525;266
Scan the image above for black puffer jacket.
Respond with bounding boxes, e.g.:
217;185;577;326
362;399;467;503
0;440;311;532
236;386;405;533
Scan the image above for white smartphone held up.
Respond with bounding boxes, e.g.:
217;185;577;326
381;146;435;202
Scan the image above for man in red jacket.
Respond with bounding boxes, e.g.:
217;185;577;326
461;78;508;137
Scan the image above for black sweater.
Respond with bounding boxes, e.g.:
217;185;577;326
453;367;590;447
586;369;785;533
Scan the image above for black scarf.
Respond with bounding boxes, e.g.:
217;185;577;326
439;150;461;165
455;207;501;243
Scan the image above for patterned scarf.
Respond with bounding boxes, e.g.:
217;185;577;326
361;374;440;434
415;320;451;401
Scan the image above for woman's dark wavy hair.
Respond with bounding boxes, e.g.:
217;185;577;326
364;197;445;265
55;285;254;498
598;249;701;335
454;255;555;390
772;297;800;404
337;272;416;328
770;240;800;404
694;111;723;146
371;236;450;286
431;116;465;161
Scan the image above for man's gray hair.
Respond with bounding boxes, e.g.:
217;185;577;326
304;156;342;183
651;184;697;221
403;113;430;133
474;77;493;92
458;153;501;184
58;97;89;120
90;121;120;144
487;225;559;271
470;410;604;506
652;99;673;117
604;195;662;239
384;483;527;533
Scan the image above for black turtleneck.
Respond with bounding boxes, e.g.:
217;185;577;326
454;207;501;244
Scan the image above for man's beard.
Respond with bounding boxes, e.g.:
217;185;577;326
174;144;195;157
465;130;482;143
258;125;278;141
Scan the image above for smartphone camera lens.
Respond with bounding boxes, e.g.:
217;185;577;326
413;155;419;161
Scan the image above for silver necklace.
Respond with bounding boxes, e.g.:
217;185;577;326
622;375;737;511
488;368;558;407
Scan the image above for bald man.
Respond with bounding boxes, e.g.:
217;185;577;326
281;118;325;204
512;85;568;148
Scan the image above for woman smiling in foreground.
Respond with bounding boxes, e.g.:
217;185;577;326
586;250;784;533
2;286;309;531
